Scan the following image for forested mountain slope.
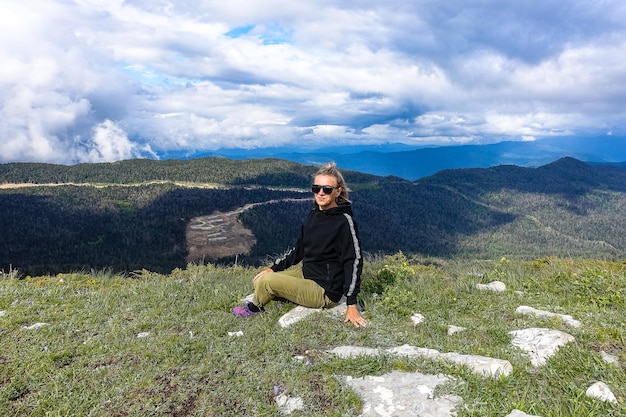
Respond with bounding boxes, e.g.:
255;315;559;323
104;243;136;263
0;157;378;186
1;157;625;276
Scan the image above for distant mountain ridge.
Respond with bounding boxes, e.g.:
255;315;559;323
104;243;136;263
200;135;626;180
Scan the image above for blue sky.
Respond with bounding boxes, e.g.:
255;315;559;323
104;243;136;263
1;0;625;164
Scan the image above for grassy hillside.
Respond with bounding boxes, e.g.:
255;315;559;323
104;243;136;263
414;158;626;259
1;255;624;416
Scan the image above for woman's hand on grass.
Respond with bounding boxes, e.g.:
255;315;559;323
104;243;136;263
344;304;367;328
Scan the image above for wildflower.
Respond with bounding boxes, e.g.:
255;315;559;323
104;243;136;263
274;385;281;395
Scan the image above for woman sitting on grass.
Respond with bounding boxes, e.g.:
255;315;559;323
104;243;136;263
233;162;367;328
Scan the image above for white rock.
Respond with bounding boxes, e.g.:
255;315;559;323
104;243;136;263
275;394;305;415
505;410;542;417
509;328;575;366
136;332;150;338
447;325;466;335
278;300;347;328
329;346;381;358
441;352;513;378
329;344;512;377
586;381;618;404
23;322;48;330
340;371;462;417
476;281;506;292
278;305;318;327
516;306;581;328
228;331;244;337
600;350;619;364
387;344;440;359
410;313;425;325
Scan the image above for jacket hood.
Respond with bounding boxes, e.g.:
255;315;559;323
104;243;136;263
316;202;353;215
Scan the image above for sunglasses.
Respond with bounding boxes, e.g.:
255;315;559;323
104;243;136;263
311;184;339;194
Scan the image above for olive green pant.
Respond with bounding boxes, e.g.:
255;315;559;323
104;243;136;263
253;269;335;308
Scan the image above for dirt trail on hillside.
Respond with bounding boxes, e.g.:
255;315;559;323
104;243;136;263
0;181;222;189
185;198;310;263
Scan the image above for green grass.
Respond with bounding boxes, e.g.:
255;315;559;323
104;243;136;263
1;256;625;416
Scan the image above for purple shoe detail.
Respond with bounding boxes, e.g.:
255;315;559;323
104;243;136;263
233;301;263;317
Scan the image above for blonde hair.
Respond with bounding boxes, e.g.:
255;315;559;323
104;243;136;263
315;162;350;204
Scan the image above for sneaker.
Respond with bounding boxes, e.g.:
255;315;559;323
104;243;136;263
233;301;264;318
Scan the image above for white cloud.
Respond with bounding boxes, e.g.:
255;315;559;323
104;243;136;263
74;120;155;163
1;0;626;163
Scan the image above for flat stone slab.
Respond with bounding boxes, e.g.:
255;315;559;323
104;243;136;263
329;344;512;377
339;370;463;417
278;303;347;327
277;296;347;327
509;328;575;366
516;305;581;328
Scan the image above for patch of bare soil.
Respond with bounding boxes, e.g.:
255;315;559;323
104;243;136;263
185;198;309;263
185;209;257;263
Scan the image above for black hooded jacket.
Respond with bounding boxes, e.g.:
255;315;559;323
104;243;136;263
270;202;363;305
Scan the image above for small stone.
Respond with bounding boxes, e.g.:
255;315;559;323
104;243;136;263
476;281;506;292
586;381;618;404
505;410;542;417
275;394;304;415
23;323;48;330
136;332;150;338
411;313;425;325
600;351;619;364
447;325;466;335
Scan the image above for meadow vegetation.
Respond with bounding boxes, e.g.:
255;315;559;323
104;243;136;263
1;254;625;416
